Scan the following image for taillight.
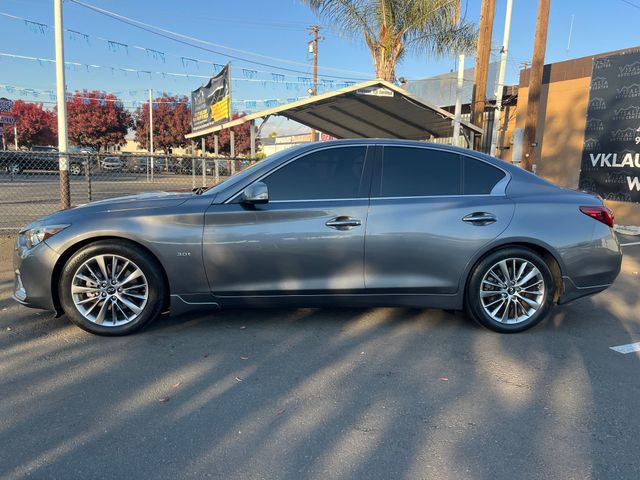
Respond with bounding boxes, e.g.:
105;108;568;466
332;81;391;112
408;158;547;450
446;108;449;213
580;206;615;228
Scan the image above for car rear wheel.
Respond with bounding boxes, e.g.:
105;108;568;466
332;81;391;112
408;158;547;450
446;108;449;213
464;247;555;333
8;163;22;174
59;240;166;336
69;163;83;176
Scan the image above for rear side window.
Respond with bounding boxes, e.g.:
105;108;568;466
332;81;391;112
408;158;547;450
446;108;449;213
380;147;462;197
463;157;505;194
262;146;367;201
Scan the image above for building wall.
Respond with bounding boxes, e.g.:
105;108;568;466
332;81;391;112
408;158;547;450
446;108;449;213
516;51;640;226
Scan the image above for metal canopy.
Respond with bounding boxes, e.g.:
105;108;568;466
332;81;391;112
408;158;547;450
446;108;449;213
185;79;482;140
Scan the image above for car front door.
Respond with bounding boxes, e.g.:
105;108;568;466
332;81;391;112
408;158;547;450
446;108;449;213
203;145;373;296
364;146;515;294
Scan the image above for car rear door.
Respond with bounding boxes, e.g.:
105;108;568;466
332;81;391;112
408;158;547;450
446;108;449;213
364;146;515;294
203;145;374;295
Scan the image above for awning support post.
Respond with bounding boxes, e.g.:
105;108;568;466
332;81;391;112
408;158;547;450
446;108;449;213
230;129;236;174
250;120;256;158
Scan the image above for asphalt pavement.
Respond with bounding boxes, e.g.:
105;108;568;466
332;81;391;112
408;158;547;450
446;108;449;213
0;235;639;480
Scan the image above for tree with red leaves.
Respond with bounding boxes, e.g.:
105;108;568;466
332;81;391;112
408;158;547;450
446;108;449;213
204;113;256;156
2;100;56;149
66;90;132;150
134;96;191;153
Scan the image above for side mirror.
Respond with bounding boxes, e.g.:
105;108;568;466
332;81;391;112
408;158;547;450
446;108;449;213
240;181;269;204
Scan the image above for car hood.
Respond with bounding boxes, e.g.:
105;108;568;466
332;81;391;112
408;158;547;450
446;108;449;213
23;191;194;229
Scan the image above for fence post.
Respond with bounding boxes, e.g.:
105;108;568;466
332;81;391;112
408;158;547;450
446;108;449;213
201;157;206;187
230;130;236;175
191;157;196;190
214;158;219;184
85;153;92;202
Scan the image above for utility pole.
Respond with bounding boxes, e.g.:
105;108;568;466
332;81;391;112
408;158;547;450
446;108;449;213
452;54;465;146
148;88;154;182
489;0;513;157
522;0;551;172
471;0;495;151
54;0;70;209
308;25;320;142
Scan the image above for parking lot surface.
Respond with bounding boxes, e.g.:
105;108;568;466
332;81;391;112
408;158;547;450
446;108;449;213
1;235;639;480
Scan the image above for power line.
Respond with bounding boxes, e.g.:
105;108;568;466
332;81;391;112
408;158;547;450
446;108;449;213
620;0;640;9
67;0;370;80
0;10;354;84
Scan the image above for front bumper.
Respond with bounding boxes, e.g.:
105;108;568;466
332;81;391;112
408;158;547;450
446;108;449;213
12;239;61;312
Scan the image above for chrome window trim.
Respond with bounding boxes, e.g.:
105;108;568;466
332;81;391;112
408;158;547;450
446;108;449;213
370;193;506;201
223;143;372;204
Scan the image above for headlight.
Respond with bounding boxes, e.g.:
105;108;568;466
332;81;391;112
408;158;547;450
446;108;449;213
18;224;70;249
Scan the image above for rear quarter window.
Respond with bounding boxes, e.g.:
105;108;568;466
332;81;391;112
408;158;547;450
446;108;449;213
463;157;506;194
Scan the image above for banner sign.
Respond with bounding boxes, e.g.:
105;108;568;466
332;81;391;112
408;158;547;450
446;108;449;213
579;50;640;203
190;64;231;132
0;114;15;124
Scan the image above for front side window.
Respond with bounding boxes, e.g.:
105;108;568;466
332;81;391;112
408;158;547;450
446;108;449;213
262;146;367;201
380;147;462;197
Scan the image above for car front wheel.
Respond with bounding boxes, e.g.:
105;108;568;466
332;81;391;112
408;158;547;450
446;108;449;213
59;240;166;335
464;247;555;333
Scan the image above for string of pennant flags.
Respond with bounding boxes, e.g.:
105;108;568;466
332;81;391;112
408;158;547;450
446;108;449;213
0;52;357;91
0;83;304;112
0;10;367;86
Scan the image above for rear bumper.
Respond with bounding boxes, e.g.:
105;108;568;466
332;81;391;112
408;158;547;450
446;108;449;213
12;239;60;312
558;227;622;304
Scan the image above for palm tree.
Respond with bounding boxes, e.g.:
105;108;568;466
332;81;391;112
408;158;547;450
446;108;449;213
303;0;476;82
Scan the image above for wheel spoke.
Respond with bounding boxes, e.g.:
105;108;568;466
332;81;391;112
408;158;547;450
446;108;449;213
111;256;118;281
482;279;503;288
114;260;130;281
94;300;109;325
517;269;539;287
117;294;143;315
481;289;503;298
122;291;146;300
515;293;540;310
72;284;100;294
498;260;510;283
119;268;143;287
95;255;109;281
488;270;505;286
490;299;506;318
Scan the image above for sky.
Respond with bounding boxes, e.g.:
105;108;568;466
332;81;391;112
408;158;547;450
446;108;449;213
1;0;640;135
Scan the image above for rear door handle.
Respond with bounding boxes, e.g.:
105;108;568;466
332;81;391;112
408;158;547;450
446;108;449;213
462;212;497;225
325;216;362;230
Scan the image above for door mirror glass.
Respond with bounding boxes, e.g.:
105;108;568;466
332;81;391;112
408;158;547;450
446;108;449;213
240;181;269;204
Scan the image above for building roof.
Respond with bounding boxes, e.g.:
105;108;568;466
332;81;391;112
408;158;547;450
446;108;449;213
185;79;482;140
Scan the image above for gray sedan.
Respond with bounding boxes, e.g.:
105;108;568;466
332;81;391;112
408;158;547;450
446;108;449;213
13;140;622;335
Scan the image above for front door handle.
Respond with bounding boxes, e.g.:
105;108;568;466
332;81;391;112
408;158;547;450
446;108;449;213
462;212;497;225
325;216;362;230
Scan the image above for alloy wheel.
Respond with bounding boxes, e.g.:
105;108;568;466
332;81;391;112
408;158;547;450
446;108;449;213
71;254;148;326
479;257;545;324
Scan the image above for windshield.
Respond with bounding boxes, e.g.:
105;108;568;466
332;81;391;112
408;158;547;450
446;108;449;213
201;145;308;196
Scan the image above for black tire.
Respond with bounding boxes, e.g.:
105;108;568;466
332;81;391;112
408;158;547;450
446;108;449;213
59;240;166;336
464;247;555;333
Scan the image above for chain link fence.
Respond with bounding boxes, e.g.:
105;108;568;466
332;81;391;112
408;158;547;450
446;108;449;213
0;151;259;231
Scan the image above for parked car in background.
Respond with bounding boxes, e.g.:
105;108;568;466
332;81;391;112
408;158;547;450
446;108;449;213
2;146;87;176
99;156;125;171
13;140;622;336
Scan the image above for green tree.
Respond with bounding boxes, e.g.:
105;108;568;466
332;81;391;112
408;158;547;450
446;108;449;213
303;0;476;81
